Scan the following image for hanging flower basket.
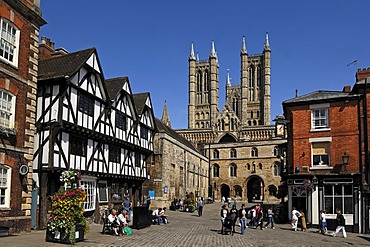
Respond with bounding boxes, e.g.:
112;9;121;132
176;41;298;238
301;179;315;193
46;170;88;245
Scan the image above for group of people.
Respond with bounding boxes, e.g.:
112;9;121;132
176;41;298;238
152;207;169;225
220;202;276;235
107;208;131;236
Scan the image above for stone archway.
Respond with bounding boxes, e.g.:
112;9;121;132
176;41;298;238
220;184;230;199
247;176;264;203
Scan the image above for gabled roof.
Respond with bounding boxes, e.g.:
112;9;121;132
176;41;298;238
105;77;128;100
283;90;354;105
132;93;149;115
38;48;96;81
155;118;199;153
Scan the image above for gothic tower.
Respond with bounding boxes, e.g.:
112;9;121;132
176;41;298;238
188;41;219;129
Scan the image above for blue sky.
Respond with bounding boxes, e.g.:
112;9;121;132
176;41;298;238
40;0;370;129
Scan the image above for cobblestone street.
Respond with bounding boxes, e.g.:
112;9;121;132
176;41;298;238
2;202;370;247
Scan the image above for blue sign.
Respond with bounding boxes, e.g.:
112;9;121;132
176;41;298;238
164;186;168;194
149;190;155;200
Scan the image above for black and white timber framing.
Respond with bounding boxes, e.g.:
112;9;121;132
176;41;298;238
33;48;155;225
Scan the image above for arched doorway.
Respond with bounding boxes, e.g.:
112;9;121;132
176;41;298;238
220;184;230;199
247;176;264;203
234;185;243;198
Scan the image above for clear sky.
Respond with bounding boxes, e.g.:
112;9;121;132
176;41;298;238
40;0;370;129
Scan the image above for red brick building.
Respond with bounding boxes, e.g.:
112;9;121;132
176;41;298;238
282;69;370;233
0;0;45;233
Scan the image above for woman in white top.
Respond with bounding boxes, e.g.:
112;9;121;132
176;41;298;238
108;209;120;235
220;204;228;234
291;207;301;231
320;210;327;235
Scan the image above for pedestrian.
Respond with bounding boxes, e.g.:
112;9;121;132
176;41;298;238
233;196;237;207
320;210;327;235
239;204;247;235
230;204;238;233
227;197;232;208
332;210;347;238
222;196;225;205
256;209;264;230
250;206;257;228
220;204;228;234
291;207;301;231
300;210;307;232
122;196;132;223
264;207;275;229
197;197;204;217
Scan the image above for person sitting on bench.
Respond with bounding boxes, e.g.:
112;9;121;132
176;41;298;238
108;209;120;235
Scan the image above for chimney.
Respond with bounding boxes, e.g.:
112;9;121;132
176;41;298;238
342;85;351;93
39;37;69;60
356;68;370;82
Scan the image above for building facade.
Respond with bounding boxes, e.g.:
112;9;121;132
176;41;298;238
177;34;284;203
142;112;209;209
0;0;45;233
282;69;370;233
33;39;155;228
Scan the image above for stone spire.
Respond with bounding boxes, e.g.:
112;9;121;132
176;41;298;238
241;36;247;54
264;32;271;51
196;52;199;62
226;69;231;86
161;100;171;127
210;40;217;58
189;42;196;60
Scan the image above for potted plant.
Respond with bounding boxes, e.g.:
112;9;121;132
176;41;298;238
301;179;315;193
46;170;88;245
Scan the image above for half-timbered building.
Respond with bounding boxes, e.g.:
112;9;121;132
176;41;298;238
33;39;155;228
0;0;45;233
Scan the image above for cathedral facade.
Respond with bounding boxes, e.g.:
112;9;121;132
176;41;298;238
177;34;285;203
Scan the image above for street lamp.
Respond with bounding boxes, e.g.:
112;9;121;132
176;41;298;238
342;152;350;172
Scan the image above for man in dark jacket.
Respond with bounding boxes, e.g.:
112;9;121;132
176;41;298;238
331;210;347;238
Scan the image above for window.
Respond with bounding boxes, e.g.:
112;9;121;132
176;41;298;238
247;163;250;170
259;163;263;170
311;104;329;130
0;165;11;208
116;111;127;130
213;149;219;159
268;185;277;196
273;164;281;176
135;153;141;167
97;181;108;203
251;147;258;157
109;145;121;163
273;146;279;157
0;18;19;66
70;136;87;156
80;176;96;211
78;93;94;116
140;125;148;140
230;163;237;177
312;142;330;166
230;149;237;158
324;184;353;214
213;164;219;178
0;90;14;128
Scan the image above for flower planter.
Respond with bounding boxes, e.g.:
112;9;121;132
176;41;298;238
46;224;84;244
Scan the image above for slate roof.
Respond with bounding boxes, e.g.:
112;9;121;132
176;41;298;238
154;118;199;153
38;48;96;81
283;90;355;105
105;77;128;100
132;93;149;115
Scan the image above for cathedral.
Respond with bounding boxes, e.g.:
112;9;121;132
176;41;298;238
177;33;285;203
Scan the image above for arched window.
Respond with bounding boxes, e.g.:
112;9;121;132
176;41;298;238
268;185;277;196
230;149;237;158
259;163;263;170
230;164;237;177
252;163;256;173
0;18;20;67
273;146;279;157
234;185;242;197
273;164;281;176
251;147;258;157
213;164;220;178
213;150;219;159
247;163;250;170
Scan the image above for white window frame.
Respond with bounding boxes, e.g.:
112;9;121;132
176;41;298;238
310;103;330;131
0;90;15;129
310;137;332;167
323;183;353;215
0;18;19;67
0;165;11;208
80;176;96;211
97;180;108;203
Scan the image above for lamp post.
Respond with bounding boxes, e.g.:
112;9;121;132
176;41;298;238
342;152;349;172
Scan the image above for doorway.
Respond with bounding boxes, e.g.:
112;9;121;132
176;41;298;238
247;176;264;203
220;184;230;199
